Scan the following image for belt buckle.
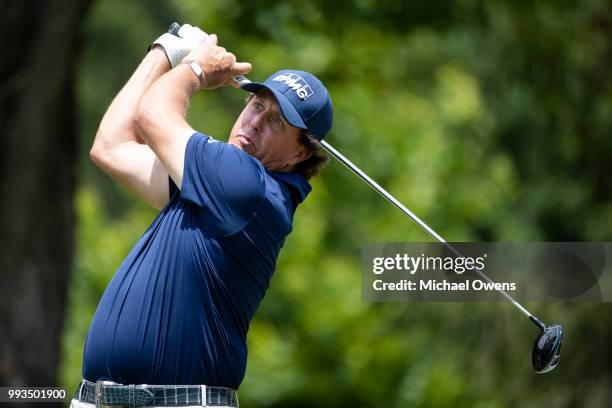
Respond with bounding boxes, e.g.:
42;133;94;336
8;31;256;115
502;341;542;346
94;381;102;408
201;385;207;407
94;380;118;408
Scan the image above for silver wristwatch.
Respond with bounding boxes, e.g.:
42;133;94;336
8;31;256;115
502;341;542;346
185;59;203;82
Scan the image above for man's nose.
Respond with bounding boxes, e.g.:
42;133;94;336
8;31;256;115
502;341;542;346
247;112;265;132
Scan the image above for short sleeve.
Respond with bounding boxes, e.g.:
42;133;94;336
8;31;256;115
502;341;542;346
180;132;266;236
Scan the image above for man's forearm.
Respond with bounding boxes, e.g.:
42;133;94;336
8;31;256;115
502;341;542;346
136;63;200;143
92;47;170;150
133;62;201;188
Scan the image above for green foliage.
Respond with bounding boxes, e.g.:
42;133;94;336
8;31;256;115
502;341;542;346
61;0;612;406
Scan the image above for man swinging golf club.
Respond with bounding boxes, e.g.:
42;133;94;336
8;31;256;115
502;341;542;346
71;23;332;407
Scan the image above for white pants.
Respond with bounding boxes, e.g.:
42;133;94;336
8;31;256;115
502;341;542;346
70;399;234;408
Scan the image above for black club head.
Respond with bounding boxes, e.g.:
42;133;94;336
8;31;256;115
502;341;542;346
532;324;563;373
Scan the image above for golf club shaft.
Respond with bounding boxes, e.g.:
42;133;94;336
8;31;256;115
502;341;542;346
320;140;546;331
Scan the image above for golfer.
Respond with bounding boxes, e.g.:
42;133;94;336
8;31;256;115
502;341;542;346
71;23;332;407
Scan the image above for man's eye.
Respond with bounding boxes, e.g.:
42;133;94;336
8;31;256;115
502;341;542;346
253;101;264;110
272;115;282;124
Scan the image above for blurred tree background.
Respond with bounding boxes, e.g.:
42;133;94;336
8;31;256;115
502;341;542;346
2;0;611;406
1;0;93;390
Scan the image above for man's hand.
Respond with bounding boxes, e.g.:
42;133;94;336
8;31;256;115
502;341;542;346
183;34;252;89
152;23;208;67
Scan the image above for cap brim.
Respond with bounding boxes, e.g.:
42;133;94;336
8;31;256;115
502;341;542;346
241;82;307;131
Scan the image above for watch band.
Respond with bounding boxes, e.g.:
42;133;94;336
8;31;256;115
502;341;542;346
184;59;203;83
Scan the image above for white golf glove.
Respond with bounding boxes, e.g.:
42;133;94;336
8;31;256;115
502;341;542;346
151;23;208;68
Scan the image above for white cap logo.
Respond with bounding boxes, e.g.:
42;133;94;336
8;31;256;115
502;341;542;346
272;73;314;100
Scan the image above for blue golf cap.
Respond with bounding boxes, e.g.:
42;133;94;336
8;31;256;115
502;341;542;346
241;69;333;141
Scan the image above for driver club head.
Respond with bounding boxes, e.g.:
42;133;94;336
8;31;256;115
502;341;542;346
532;324;563;373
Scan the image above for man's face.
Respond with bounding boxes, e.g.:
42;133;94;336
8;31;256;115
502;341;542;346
228;90;309;172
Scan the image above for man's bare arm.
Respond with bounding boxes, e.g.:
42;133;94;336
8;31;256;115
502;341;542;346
90;47;172;209
135;34;251;189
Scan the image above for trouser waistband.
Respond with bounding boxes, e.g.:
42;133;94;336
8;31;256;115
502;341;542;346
74;379;238;407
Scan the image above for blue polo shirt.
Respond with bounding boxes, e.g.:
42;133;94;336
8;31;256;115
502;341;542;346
82;132;311;388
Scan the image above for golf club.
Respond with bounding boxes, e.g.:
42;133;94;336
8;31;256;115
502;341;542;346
167;22;563;374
